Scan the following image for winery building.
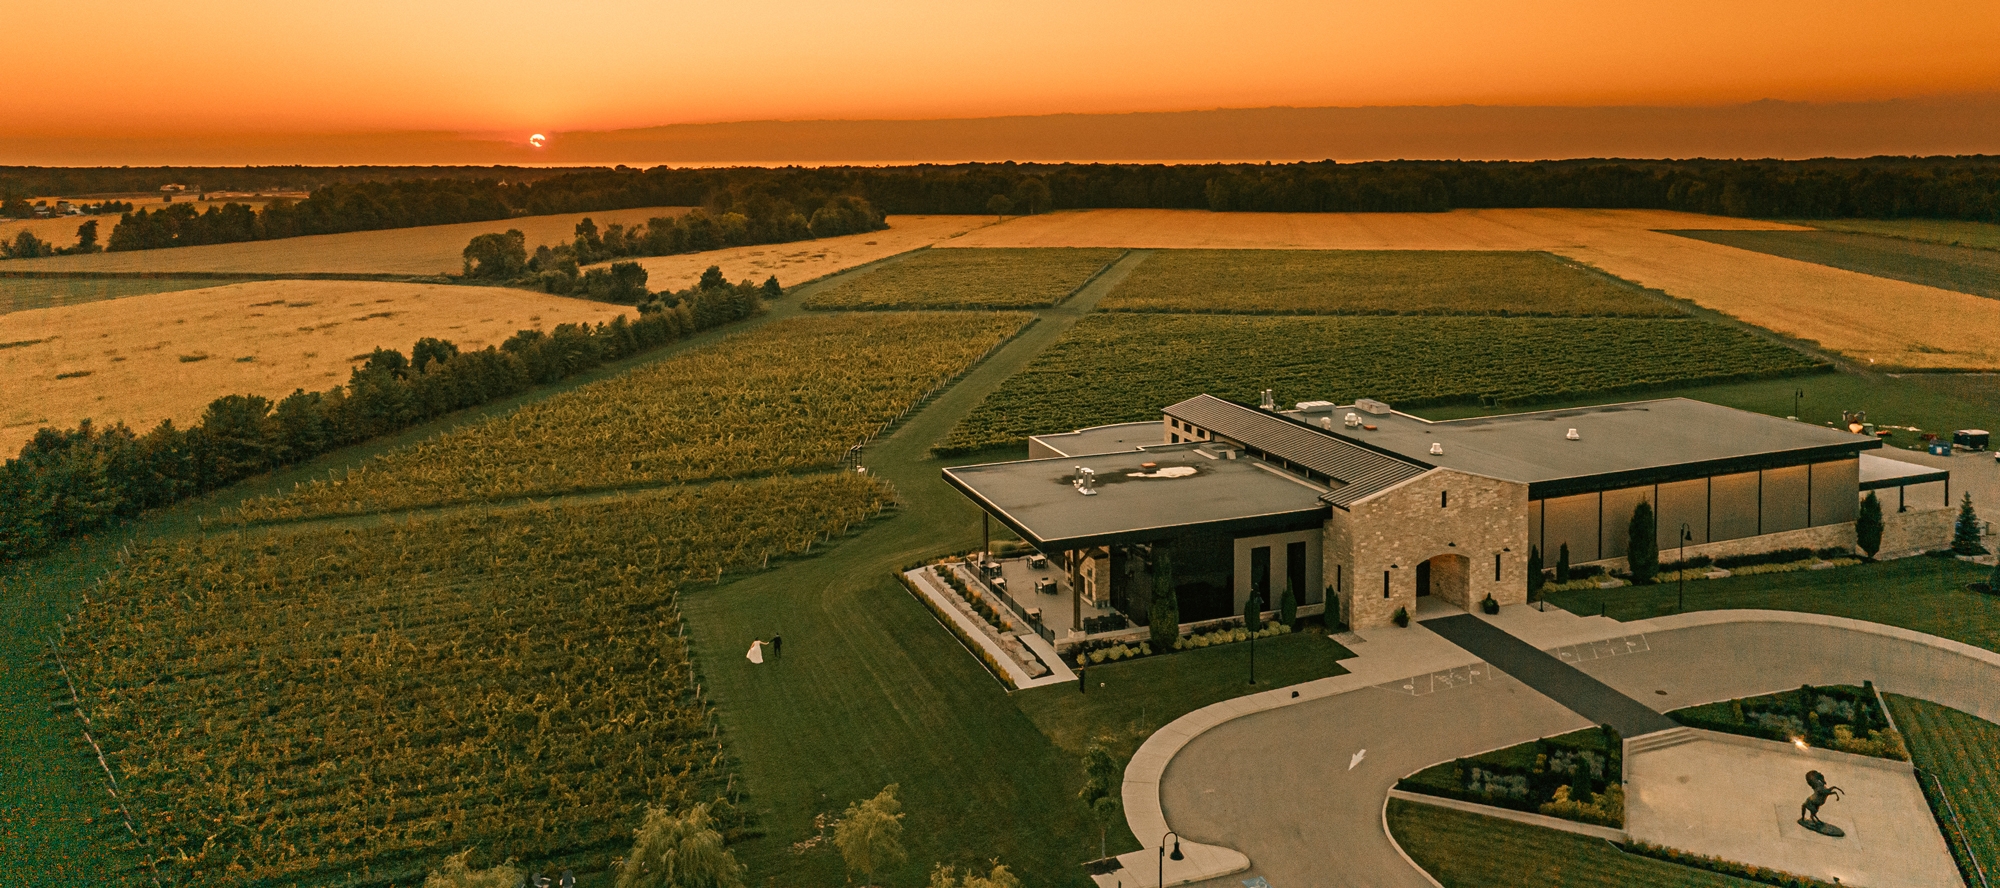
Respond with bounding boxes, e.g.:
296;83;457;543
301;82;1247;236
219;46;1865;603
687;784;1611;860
943;395;1951;631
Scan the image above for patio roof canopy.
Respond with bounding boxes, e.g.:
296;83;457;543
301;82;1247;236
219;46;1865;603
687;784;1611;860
942;443;1331;551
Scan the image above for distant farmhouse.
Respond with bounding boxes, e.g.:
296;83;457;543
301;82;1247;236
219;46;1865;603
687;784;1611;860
946;396;1951;631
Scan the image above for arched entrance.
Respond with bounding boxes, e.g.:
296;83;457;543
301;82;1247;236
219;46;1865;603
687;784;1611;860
1415;553;1472;609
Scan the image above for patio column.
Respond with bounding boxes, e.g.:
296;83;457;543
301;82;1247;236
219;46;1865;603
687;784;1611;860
982;512;989;562
1069;549;1084;630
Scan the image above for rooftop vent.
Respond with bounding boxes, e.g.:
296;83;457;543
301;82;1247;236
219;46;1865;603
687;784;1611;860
1356;398;1392;415
1565;428;1581;441
1320;416;1334;430
1429;442;1444;455
1295;400;1337;413
1260;389;1276;411
1073;466;1098;495
1344;412;1362;428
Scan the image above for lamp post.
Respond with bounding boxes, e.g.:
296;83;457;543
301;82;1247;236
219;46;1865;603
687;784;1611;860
1158;830;1184;888
1792;388;1804;420
1677;523;1693;613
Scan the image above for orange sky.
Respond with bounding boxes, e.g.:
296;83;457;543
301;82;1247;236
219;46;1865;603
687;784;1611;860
14;1;1999;137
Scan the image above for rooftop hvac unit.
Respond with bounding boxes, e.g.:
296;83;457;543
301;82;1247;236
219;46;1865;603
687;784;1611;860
1565;428;1581;441
1320;416;1334;430
1295;400;1337;412
1429;442;1444;455
1344;412;1361;428
1356;398;1392;415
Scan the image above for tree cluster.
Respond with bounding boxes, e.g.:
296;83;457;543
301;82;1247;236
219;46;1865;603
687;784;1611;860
0;270;769;565
465;210;846;302
0;197;131;219
2;220;102;258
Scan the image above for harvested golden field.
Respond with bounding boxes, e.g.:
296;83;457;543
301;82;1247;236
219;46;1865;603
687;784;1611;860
939;208;1803;250
0;206;689;275
615;214;996;289
2;276;226;315
1560;227;2000;370
1;280;628;454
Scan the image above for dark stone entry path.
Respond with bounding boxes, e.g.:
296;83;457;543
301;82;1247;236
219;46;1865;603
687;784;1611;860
1421;614;1679;737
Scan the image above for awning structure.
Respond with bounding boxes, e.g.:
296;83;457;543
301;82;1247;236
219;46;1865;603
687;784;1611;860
1858;453;1951;490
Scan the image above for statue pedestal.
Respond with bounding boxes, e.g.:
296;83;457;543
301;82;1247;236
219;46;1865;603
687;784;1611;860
1797;818;1846;838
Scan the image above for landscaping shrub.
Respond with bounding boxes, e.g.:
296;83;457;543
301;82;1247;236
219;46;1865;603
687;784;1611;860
1397;727;1625;826
1481;594;1500;614
1669;683;1906;759
1953;492;1988;556
1856;491;1885;558
1555;544;1571;583
1392;606;1410;627
1627;501;1659;584
1081;614;1129;634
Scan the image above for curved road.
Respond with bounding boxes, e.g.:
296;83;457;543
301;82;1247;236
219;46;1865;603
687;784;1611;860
1148;610;2000;888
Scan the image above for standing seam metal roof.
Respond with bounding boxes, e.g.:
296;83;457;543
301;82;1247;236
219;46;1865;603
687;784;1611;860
1164;395;1431;507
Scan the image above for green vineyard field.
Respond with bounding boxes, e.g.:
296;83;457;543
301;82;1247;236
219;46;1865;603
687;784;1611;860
237;311;1029;521
800;247;1122;310
936;314;1824;453
1885;694;2000;884
1097;249;1680;317
63;473;889;886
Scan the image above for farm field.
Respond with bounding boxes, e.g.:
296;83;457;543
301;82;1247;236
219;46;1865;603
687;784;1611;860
0;206;688;275
235;310;1032;521
801;247;1121;310
1885;694;2000;881
0;275;228;315
937;207;1802;250
1558;227;2000;370
0;279;629;456
1796;218;2000;252
1668;229;2000;299
612;214;996;289
1386;799;1787;887
1097;249;1677;316
64;473;889;887
935;314;1823;454
1419;370;2000;463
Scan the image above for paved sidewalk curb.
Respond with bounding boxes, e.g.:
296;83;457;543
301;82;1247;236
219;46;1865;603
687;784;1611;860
1120;606;2000;888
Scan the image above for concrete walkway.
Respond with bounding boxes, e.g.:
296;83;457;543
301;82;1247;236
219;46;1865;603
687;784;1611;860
1131;606;2000;888
1420;613;1678;737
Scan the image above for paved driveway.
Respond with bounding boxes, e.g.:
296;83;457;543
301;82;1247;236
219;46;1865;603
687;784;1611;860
1150;612;1999;888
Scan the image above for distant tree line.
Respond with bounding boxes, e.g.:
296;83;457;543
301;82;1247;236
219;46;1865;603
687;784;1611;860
2;220;102;258
463;201;880;299
0;198;132;219
0;270;772;565
0;166;587;202
51;156;2000;255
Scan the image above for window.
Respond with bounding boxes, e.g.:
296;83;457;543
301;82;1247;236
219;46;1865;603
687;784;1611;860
1336;564;1343;592
1494;553;1502;581
1383;570;1391;599
1251;546;1271;606
1441;490;1449;508
1287;541;1308;603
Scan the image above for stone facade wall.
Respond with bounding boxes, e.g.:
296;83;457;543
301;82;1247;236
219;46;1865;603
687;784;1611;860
1879;507;1956;559
1326;468;1530;629
1232;528;1322;614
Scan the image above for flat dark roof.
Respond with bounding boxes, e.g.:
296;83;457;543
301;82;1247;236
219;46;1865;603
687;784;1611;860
1029;422;1160;458
1292;398;1879;497
942;444;1330;550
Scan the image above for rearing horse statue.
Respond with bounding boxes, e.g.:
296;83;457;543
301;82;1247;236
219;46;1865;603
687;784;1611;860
1798;770;1846;837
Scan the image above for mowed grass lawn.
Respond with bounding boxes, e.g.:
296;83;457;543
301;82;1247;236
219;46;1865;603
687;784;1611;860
1098;249;1680;316
1885;694;2000;882
801;247;1122;310
1668;229;2000;300
1387;800;1766;887
682;559;1352;886
1546;556;2000;652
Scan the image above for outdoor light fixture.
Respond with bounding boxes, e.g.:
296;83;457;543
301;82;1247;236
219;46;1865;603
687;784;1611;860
1159;830;1184;887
